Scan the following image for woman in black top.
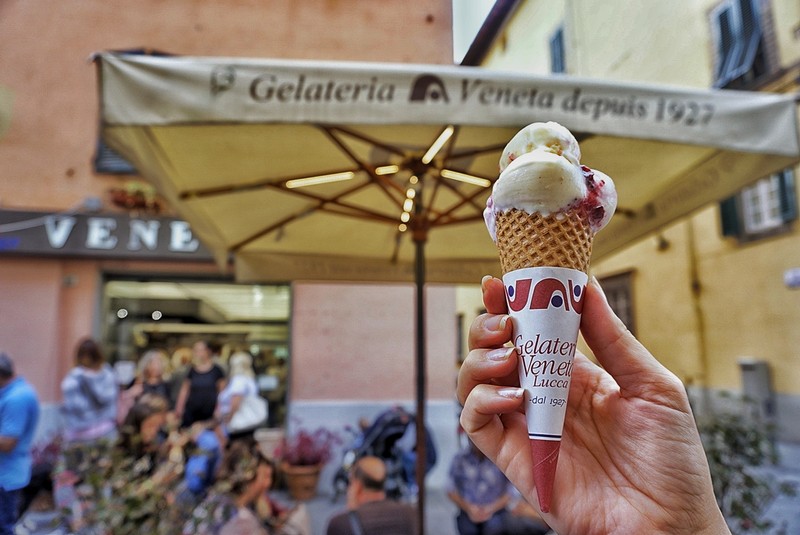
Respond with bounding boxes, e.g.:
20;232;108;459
175;340;226;428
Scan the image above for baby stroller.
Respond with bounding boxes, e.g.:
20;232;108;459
332;406;436;502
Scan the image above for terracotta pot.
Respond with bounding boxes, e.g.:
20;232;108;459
280;462;322;501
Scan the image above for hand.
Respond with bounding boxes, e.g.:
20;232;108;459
457;276;730;535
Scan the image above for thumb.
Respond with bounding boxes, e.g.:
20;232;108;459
580;277;684;400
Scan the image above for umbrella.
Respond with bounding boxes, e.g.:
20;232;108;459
95;52;800;527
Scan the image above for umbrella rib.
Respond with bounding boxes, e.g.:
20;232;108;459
229;201;398;253
429;180;489;226
320;125;406;199
179;168;359;199
423;126;460;220
326;125;408;157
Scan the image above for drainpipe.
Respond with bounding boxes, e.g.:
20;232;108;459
686;218;712;416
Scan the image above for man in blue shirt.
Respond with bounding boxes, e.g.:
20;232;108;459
0;352;40;535
448;438;549;535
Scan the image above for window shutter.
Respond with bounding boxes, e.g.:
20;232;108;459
719;195;741;236
714;6;737;86
550;27;565;74
733;0;762;80
778;169;797;223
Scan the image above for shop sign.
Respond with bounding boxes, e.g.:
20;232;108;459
0;209;214;261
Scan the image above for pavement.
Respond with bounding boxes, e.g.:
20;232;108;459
296;442;800;535
755;441;800;534
15;443;799;535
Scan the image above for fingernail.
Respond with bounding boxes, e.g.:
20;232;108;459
590;276;608;301
498;387;523;399
480;275;493;291
487;347;514;361
484;315;509;332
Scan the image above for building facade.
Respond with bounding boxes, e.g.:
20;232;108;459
472;0;800;440
0;0;463;489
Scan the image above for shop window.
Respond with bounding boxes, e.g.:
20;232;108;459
550;26;565;73
101;278;291;427
94;139;138;175
720;169;797;241
598;272;636;336
710;0;774;89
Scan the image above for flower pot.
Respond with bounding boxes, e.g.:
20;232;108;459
280;462;321;501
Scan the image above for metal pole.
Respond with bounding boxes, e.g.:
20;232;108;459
412;181;427;535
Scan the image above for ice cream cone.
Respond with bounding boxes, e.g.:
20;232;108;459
484;121;616;515
495;208;593;274
494;207;593;513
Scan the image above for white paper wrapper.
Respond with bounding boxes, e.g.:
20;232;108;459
502;266;587;441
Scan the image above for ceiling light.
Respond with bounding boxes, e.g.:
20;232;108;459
409;175;419;185
285;171;355;189
440;169;491;187
375;165;400;175
406;188;416;199
398;223;408;232
403;198;414;212
400;212;410;223
421;125;454;164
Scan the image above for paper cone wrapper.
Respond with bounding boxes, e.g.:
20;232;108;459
495;208;592;512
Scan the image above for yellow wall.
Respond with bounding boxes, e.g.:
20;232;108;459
481;0;800;400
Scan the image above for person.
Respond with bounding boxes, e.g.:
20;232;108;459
59;338;118;444
326;456;418;535
216;351;261;442
0;352;40;535
458;275;731;535
117;348;173;424
175;340;226;428
447;438;548;535
184;441;274;535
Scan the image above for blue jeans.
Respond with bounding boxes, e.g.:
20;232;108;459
0;487;20;535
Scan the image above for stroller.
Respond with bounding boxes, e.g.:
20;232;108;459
331;406;437;502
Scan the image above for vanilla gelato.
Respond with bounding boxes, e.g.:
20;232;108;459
484;121;617;241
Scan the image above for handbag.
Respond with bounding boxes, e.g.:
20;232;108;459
228;394;268;432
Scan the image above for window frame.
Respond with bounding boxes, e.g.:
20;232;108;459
720;168;797;242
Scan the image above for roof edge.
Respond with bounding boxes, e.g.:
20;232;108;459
460;0;522;66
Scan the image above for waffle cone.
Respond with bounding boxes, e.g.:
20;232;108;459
495;208;593;274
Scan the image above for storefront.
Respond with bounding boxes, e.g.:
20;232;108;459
0;208;291;431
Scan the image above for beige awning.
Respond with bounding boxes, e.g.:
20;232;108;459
96;53;800;283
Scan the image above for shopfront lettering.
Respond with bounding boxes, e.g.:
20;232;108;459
249;74;395;103
43;215;201;252
0;210;212;260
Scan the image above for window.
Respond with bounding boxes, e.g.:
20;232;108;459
598;272;635;336
550;27;565;73
710;0;773;88
720;169;797;240
93;139;138;174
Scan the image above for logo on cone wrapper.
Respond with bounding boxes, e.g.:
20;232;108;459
503;266;587;441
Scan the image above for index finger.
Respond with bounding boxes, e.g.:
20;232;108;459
481;275;508;315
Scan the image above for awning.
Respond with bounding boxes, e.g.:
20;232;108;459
96;53;800;283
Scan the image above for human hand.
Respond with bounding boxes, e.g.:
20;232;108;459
458;276;730;535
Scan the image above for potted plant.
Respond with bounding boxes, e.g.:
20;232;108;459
277;424;340;500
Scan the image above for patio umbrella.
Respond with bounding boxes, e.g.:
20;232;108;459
95;52;799;526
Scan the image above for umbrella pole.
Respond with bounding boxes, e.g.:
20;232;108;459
413;204;428;534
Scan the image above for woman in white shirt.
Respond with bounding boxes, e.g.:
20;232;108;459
217;351;263;442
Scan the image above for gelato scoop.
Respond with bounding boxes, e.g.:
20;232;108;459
484;121;617;243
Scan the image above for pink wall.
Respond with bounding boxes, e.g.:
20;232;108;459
291;282;458;401
0;0;456;407
0;0;453;213
0;258;93;402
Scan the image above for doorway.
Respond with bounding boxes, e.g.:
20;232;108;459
101;276;291;427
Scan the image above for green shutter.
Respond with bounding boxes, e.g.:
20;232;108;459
778;169;797;223
719;195;740;236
